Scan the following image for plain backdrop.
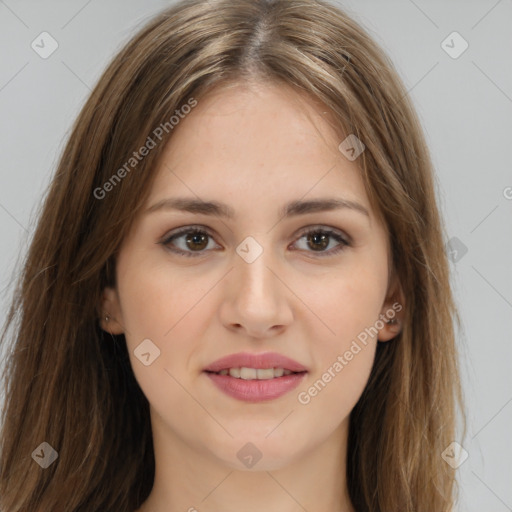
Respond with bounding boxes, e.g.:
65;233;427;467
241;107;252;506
0;1;511;510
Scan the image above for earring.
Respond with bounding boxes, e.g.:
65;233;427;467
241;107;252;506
105;314;110;323
387;318;398;325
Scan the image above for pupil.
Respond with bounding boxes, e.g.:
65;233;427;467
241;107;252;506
186;233;208;250
309;233;328;251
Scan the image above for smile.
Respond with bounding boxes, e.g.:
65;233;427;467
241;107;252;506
214;367;296;379
203;351;309;402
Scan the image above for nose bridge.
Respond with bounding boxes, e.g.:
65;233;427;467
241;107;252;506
218;232;295;337
235;234;279;302
229;231;293;317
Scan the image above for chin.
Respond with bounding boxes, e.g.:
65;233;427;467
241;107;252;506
207;434;310;472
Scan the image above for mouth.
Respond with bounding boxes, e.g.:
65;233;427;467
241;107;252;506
205;367;306;379
203;352;308;402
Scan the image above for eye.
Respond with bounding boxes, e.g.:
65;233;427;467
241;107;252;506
160;226;220;257
160;225;350;258
292;227;350;256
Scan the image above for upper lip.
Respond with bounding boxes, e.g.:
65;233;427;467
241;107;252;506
203;351;308;373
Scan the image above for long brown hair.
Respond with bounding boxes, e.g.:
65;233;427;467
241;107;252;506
0;0;465;510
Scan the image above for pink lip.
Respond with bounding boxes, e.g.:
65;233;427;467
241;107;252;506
206;372;307;402
203;351;308;403
203;351;308;373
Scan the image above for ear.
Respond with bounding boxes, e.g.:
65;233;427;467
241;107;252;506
99;286;125;335
377;273;405;342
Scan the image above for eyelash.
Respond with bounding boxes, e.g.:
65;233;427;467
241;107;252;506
160;225;350;258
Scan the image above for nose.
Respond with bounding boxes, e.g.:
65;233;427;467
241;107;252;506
219;243;294;339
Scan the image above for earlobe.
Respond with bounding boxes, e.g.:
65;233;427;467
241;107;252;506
377;317;402;342
99;286;125;335
377;275;405;342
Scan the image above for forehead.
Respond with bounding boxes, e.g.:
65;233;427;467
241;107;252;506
166;81;342;162
147;81;372;221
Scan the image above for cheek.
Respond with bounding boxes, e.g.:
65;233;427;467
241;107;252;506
314;283;380;400
295;344;375;442
300;256;388;346
295;272;384;423
116;257;215;383
118;275;176;341
116;250;205;340
295;255;387;404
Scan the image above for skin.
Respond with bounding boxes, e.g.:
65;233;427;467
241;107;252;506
101;80;404;512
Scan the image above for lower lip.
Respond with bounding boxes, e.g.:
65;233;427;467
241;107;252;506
205;371;307;402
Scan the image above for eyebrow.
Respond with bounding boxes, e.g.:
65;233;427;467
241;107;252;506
145;197;370;219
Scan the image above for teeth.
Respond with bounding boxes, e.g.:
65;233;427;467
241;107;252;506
274;368;284;377
240;367;258;379
256;368;275;380
216;367;296;379
229;367;240;378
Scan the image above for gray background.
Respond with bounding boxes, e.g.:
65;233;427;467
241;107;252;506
0;1;511;510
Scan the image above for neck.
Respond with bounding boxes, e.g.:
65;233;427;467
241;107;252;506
136;411;355;512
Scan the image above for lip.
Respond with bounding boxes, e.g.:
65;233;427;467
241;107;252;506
203;351;308;373
203;351;308;403
206;371;307;402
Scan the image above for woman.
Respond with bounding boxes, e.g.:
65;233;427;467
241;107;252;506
0;0;466;510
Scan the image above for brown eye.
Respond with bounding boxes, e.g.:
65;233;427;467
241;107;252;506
161;227;218;257
306;232;330;251
184;232;209;251
161;225;349;258
292;227;349;256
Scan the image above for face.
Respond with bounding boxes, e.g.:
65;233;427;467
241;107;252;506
101;81;402;471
